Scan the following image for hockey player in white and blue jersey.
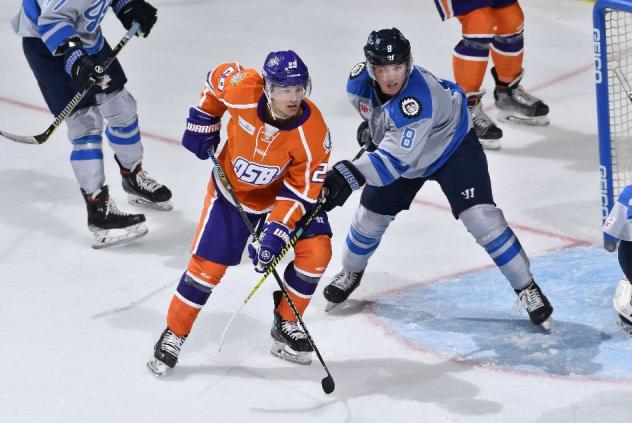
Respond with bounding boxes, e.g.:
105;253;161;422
11;0;172;248
321;28;553;328
603;186;632;336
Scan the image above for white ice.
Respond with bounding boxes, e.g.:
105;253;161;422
1;1;629;422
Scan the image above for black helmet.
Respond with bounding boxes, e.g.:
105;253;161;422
363;28;411;66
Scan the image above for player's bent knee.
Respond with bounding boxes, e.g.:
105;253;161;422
186;254;227;286
494;2;524;35
459;203;508;245
294;235;332;276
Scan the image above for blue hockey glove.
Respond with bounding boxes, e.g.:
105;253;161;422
182;107;221;160
322;160;366;212
357;121;376;152
62;39;110;91
248;221;290;273
112;0;158;37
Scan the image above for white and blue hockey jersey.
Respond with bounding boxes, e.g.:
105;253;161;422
11;0;112;55
604;185;632;241
347;63;472;187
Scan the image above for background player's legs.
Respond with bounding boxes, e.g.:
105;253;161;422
434;130;553;326
455;7;502;143
491;2;550;125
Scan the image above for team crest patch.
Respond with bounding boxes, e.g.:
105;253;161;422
604;216;616;229
350;62;365;79
231;72;244;86
359;101;372;115
400;96;421;118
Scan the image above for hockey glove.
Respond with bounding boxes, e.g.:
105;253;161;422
112;0;158;37
322;160;366;212
182;107;221;160
62;39;111;91
357;121;377;152
248;221;290;273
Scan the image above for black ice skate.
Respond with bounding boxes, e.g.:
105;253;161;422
515;280;553;330
115;155;173;211
147;327;187;376
467;91;503;150
323;269;364;311
492;67;550;127
613;278;632;338
82;185;148;249
270;291;313;365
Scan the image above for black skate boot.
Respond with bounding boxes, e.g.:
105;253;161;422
82;185;147;249
492;67;550;126
147;327;188;376
466;91;503;150
270;290;313;365
515;280;553;330
323;269;364;311
115;155;173;211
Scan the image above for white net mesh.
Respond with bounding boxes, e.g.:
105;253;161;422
606;9;632;199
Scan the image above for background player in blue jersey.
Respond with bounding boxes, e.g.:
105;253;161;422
603;186;632;336
11;0;171;248
321;28;553;328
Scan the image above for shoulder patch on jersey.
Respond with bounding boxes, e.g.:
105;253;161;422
604;215;616;229
350;62;366;79
231;72;245;87
399;96;422;118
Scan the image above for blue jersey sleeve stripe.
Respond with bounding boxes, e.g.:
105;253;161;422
368;153;397;186
376;149;410;174
85;34;105;55
23;0;41;25
42;23;78;54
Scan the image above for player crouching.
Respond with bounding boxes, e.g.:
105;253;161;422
148;51;332;375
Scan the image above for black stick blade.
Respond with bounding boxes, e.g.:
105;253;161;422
321;375;335;394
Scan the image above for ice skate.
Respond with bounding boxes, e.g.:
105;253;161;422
515;280;554;330
82;185;148;249
270;291;312;365
492;68;550;127
323;269;364;311
116;155;173;211
613;278;632;338
147;327;187;376
467;91;503;150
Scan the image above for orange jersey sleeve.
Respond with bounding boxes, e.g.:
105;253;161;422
197;62;259;117
267;99;331;230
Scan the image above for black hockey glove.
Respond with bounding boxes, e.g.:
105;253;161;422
322;160;366;212
112;0;158;37
357;121;377;152
62;39;110;91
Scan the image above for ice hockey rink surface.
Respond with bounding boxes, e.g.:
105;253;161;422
1;1;631;422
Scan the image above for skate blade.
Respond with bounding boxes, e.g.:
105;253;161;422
147;358;172;376
270;341;312;365
90;222;148;249
539;317;553;332
480;139;502;151
127;194;173;211
497;112;550;127
325;301;341;312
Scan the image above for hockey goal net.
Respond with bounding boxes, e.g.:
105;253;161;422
595;0;632;251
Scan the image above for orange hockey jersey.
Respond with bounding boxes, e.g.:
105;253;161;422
197;62;331;230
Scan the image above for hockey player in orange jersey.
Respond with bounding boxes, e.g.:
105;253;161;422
147;50;332;375
434;0;550;150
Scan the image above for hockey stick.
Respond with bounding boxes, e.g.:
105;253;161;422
0;22;141;145
207;148;335;394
